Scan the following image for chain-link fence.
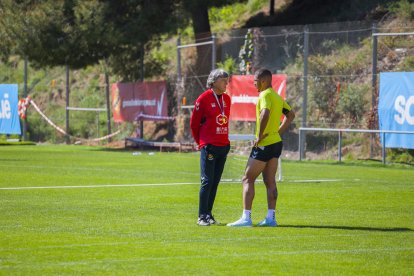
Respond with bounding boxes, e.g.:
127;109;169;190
177;20;414;161
1;20;413;160
0;61;117;144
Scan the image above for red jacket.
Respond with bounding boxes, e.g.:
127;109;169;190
190;89;231;148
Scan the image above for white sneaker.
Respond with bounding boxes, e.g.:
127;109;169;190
256;217;277;227
197;217;210;226
227;217;253;227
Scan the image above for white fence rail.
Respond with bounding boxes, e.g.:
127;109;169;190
299;127;414;164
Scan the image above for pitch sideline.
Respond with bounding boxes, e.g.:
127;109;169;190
0;179;352;190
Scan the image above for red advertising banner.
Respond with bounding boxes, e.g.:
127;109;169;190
226;74;287;121
112;81;170;122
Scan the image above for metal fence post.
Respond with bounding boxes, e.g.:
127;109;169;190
370;23;378;159
140;44;145;81
23;57;28;141
299;128;303;161
212;33;216;70
296;127;414;164
300;26;309;160
140;45;145;139
65;65;70;144
177;36;182;82
382;132;386;164
105;72;112;142
338;131;342;162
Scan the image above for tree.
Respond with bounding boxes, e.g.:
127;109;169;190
270;0;275;15
102;0;184;80
0;1;113;68
179;0;246;75
181;0;246;42
0;0;181;80
0;0;246;80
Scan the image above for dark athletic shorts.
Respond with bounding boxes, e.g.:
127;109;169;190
249;141;283;162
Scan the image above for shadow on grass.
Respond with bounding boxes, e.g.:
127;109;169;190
279;225;413;232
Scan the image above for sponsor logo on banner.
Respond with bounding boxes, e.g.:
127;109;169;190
231;94;258;104
0;84;21;135
112;81;169;122
121;89;166;116
394;95;414;125
226;75;287;121
0;92;11;119
379;72;414;149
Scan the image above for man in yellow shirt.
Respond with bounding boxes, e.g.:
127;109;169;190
228;69;295;227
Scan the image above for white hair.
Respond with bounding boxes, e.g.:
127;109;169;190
206;69;229;88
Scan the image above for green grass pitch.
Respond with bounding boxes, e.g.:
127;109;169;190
0;145;413;274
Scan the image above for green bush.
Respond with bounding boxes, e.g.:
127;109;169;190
337;83;369;125
217;55;239;74
389;0;414;21
400;55;414;71
387;148;414;164
26;113;53;142
209;0;267;32
306;132;338;152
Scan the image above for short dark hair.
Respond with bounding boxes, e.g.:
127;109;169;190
254;69;272;80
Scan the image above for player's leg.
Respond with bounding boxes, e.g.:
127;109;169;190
262;157;278;210
227;157;266;227
256;157;278;227
242;157;267;210
198;145;216;226
207;145;230;224
257;142;282;227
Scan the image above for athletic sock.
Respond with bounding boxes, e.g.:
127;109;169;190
242;210;251;220
266;209;275;220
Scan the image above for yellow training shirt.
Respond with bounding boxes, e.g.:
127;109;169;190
255;87;292;146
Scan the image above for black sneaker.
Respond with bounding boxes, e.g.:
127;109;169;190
206;214;219;225
197;217;210;226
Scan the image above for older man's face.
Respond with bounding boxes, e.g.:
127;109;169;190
213;77;228;94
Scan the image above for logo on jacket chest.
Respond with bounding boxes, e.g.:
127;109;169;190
211;102;226;108
216;114;228;126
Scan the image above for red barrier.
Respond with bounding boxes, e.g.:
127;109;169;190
227;74;287;121
112;81;170;122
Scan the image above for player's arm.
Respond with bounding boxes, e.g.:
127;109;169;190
255;108;270;146
190;100;203;145
279;109;295;135
227;94;231;117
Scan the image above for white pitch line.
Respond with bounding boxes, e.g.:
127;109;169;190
0;179;353;190
222;179;351;183
290;179;352;183
0;182;200;190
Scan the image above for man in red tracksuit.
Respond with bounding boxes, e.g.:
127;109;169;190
190;69;231;226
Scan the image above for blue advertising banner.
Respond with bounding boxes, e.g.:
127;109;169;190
0;84;21;135
378;72;414;149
